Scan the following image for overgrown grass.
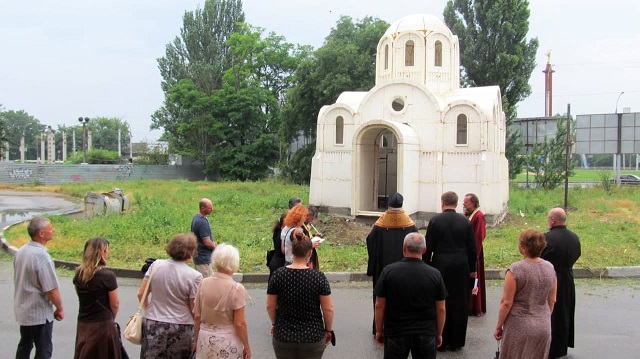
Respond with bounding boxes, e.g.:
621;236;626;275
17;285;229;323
3;180;640;272
513;168;640;183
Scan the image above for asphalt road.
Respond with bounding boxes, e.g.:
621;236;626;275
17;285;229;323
1;259;639;359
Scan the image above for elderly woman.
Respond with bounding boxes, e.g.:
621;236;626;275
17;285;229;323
73;237;121;359
194;243;251;359
494;229;557;358
267;231;334;359
138;233;203;359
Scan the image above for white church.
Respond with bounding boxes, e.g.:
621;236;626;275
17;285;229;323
309;14;509;223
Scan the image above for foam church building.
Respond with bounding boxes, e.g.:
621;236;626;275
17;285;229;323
309;14;509;222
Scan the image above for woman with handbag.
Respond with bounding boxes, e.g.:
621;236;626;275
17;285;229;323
73;237;122;359
193;244;251;359
267;231;334;359
494;230;557;359
137;233;203;359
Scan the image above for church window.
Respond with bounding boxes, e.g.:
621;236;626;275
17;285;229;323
435;41;442;67
336;116;344;145
456;114;468;145
391;98;405;112
384;44;389;70
405;40;414;67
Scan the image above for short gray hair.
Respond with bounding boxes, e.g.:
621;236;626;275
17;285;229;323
213;243;240;273
27;217;51;239
404;232;426;254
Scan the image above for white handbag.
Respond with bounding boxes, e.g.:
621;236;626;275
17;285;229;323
123;263;158;344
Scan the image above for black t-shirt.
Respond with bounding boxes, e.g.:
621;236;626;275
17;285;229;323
374;257;447;337
267;267;331;343
73;268;118;322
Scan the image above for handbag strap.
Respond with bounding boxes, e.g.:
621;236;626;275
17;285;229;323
137;261;159;311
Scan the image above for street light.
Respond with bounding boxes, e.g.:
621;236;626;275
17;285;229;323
614;92;624;186
78;117;90;163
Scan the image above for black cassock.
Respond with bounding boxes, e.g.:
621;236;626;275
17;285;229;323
423;209;476;349
366;211;417;334
542;225;581;359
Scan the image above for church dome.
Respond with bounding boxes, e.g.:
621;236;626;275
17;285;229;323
384;14;453;37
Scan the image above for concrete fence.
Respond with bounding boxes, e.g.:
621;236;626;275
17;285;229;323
0;163;206;185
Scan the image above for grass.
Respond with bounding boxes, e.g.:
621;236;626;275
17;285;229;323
513;168;640;183
3;179;640;273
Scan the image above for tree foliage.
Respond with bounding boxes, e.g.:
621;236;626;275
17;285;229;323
281;16;388;182
526;116;574;189
444;0;539;179
0;108;42;160
152;0;245;168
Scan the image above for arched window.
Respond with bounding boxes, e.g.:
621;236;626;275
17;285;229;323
336;116;344;145
456;114;468;145
435;41;442;67
405;40;414;67
384;44;389;70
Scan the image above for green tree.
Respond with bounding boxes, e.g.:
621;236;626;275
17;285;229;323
152;0;245;168
0;108;42;160
281;16;389;182
0;105;8;158
526;116;574;189
208;25;297;180
444;0;539;179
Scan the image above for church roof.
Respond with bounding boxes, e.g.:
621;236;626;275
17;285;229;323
384;14;453;37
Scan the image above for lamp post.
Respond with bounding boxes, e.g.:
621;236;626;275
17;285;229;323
614;92;624;186
78;117;90;163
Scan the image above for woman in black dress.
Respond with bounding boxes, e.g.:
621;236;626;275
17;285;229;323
73;237;121;359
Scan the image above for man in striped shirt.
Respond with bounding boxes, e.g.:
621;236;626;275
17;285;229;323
14;217;64;359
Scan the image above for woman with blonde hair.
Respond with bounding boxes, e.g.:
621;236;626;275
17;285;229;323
494;229;557;358
194;243;251;358
73;237;121;359
138;233;203;358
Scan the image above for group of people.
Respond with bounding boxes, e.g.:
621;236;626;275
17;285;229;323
368;191;581;359
13;191;580;359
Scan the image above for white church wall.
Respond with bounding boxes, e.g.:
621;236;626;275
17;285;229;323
393;31;425;83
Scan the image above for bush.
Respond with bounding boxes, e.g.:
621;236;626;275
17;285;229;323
66;148;121;164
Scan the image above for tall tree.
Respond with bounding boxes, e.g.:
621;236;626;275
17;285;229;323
444;0;539;179
281;16;388;182
0;105;8;159
152;0;244;167
0;108;42;160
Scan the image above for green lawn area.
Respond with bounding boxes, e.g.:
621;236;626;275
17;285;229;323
2;180;640;272
514;168;640;183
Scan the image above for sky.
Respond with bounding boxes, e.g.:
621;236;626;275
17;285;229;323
1;0;639;142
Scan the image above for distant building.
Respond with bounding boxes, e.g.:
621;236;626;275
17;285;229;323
309;14;509;221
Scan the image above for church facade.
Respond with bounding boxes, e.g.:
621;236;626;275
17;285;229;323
309;14;509;222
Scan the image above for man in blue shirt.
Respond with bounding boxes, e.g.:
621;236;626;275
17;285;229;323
191;198;216;277
375;232;447;359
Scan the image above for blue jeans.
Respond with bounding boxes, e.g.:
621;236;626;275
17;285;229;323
384;334;437;359
16;320;54;359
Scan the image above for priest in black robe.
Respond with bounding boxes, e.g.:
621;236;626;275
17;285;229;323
542;207;581;359
366;192;417;334
423;191;476;351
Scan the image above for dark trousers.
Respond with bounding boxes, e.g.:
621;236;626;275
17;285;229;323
272;337;326;359
16;320;54;359
384;334;437;359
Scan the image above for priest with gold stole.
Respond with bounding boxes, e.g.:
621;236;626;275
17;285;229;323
366;192;418;334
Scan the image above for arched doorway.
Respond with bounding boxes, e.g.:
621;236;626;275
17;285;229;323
354;126;398;213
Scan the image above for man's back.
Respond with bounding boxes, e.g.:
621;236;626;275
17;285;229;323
543;226;581;270
375;258;447;337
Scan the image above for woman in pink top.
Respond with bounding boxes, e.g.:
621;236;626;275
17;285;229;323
193;243;251;359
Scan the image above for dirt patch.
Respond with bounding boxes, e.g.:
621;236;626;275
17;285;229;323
315;215;372;246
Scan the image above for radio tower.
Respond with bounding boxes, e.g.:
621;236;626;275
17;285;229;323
543;50;555;116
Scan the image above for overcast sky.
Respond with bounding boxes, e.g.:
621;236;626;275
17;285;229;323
1;0;638;141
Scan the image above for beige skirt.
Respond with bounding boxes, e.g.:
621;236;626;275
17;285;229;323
196;323;244;359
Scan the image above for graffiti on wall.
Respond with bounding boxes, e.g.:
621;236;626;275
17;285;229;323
8;168;33;181
117;165;135;178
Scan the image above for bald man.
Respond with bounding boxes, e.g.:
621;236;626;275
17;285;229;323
542;208;581;359
191;198;217;277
